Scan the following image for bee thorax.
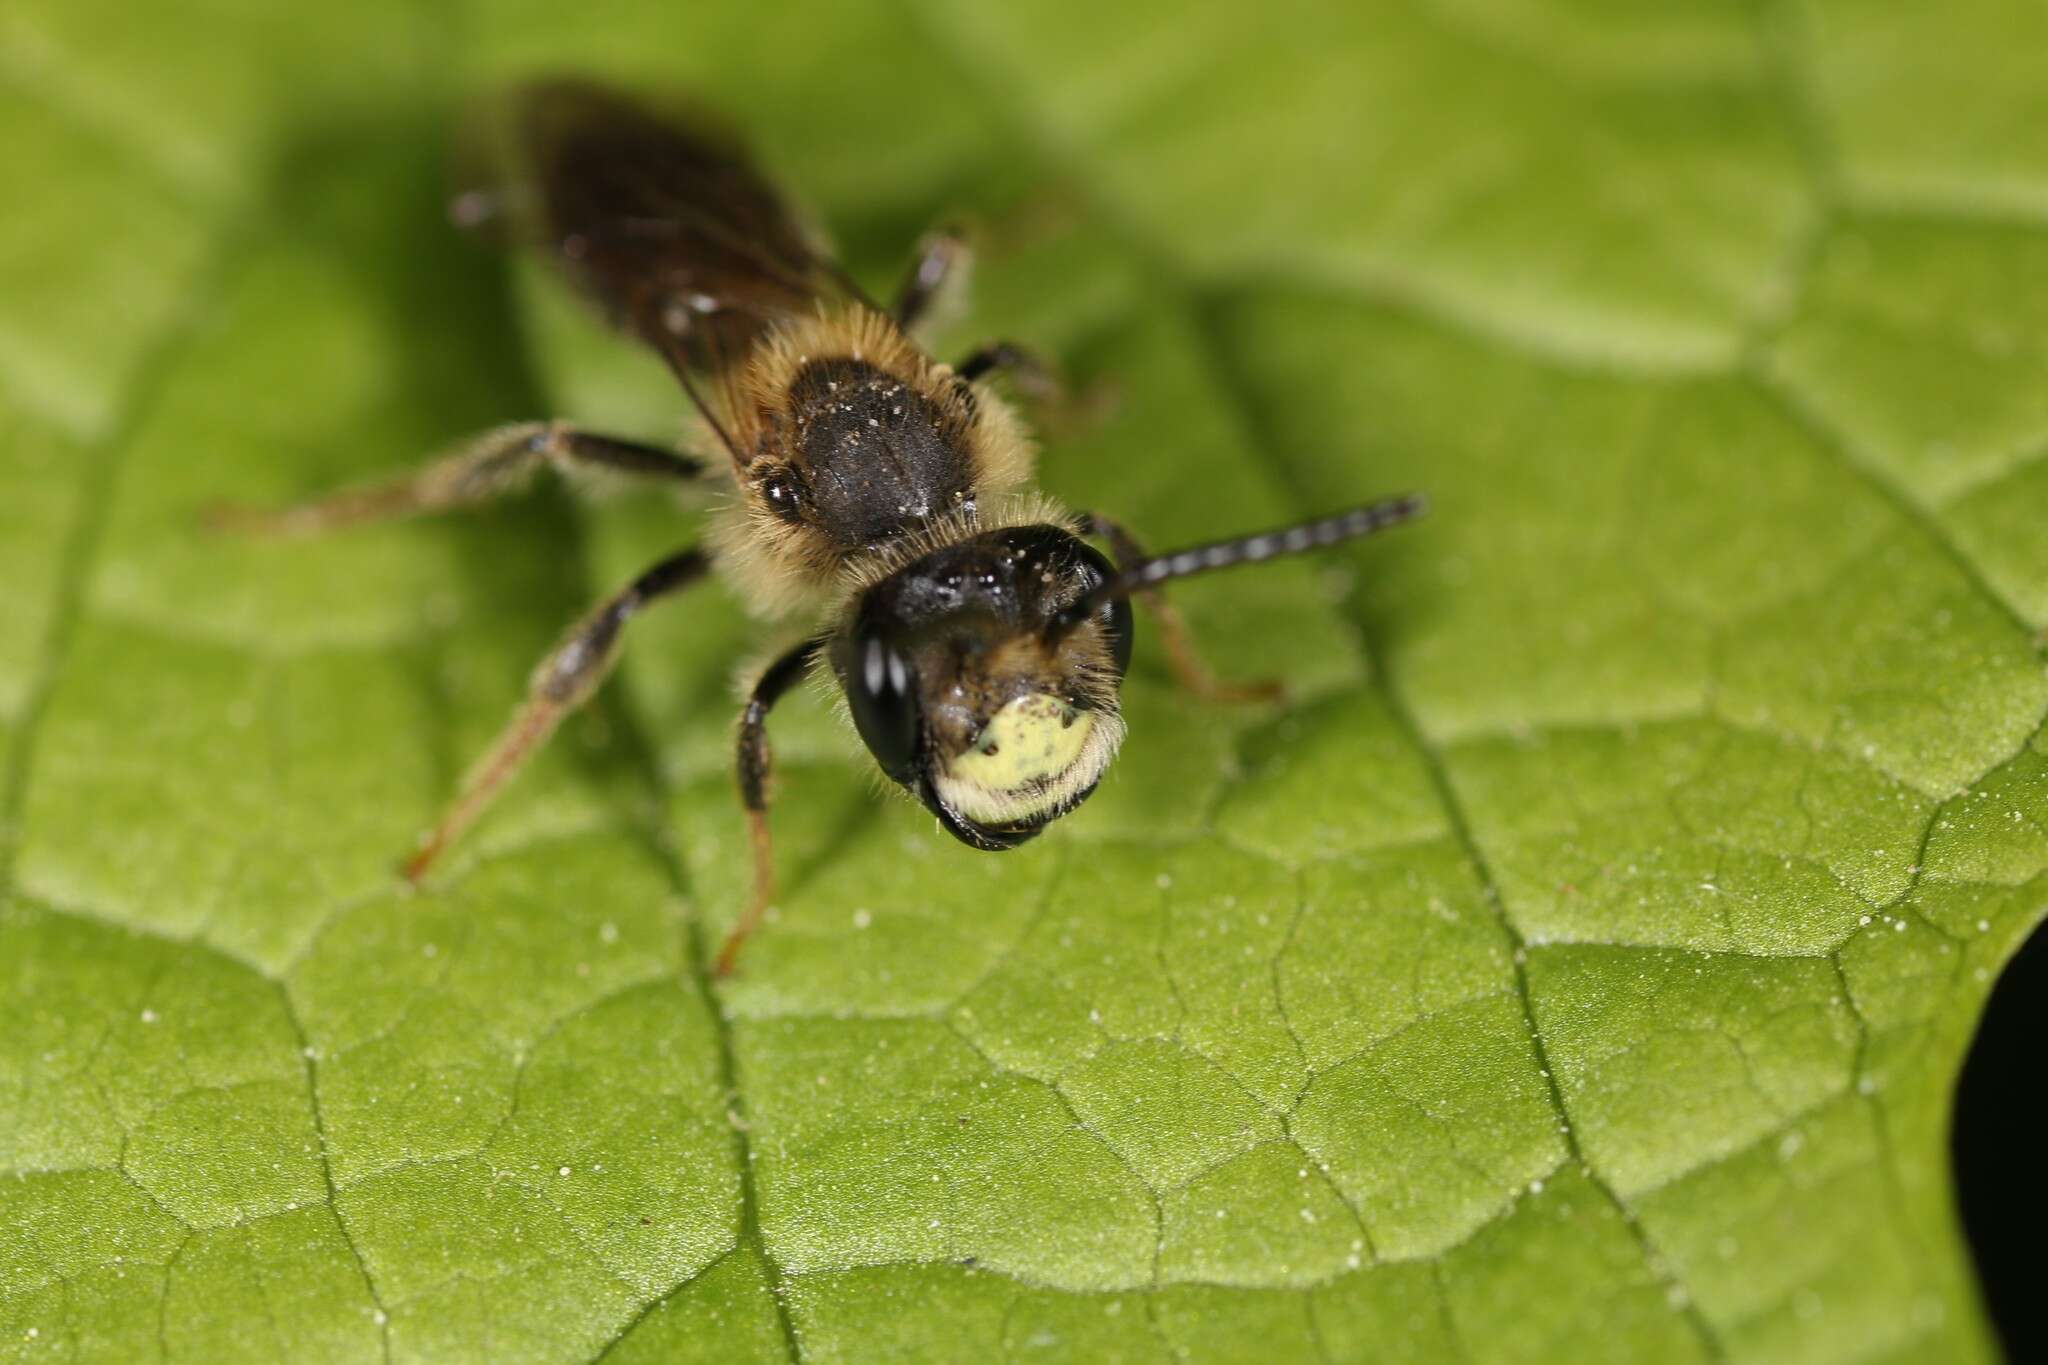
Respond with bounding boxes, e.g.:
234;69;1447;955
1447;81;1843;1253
783;357;970;548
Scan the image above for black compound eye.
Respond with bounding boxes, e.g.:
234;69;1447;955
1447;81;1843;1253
846;632;920;782
758;467;805;522
1102;595;1134;678
1068;540;1133;678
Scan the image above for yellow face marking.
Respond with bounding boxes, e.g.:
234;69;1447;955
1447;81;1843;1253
948;693;1095;798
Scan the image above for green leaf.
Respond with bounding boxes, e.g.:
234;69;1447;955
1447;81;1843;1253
4;1;2046;1360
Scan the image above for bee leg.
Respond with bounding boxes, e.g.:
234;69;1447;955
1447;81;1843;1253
954;342;1117;441
206;421;707;536
717;638;825;978
1081;511;1284;703
954;342;1060;398
403;547;712;883
892;226;971;330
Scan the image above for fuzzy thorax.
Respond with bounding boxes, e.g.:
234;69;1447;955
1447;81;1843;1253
708;304;1037;620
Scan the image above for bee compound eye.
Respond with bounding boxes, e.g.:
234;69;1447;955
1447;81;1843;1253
1102;595;1135;678
1066;538;1133;679
847;633;920;782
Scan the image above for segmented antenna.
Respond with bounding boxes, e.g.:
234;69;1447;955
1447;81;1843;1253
1049;494;1428;642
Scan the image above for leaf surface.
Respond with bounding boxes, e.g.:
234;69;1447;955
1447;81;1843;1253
4;1;2046;1360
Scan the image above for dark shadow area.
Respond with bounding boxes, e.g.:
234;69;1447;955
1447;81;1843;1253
1953;914;2048;1362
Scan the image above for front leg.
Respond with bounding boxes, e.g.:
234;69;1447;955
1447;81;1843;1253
1080;511;1282;703
404;547;712;881
718;637;825;977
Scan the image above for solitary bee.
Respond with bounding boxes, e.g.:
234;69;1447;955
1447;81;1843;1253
237;82;1424;974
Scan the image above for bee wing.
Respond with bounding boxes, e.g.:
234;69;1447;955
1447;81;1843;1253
463;80;866;387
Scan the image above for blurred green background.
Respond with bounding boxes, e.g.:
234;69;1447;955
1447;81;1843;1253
5;1;2048;1361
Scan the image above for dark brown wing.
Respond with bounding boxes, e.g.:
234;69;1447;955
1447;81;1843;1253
466;80;862;380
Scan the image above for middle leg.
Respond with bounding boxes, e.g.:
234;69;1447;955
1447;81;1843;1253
404;546;712;882
954;341;1059;400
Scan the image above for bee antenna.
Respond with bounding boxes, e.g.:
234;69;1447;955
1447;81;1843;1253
1047;494;1428;643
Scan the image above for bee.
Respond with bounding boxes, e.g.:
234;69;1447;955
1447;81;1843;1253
234;81;1425;974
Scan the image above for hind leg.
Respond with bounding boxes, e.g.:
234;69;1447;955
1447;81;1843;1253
892;226;970;331
210;421;707;536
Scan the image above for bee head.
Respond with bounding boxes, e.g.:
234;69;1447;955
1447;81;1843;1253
833;525;1132;849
